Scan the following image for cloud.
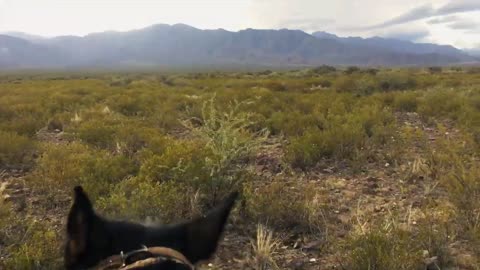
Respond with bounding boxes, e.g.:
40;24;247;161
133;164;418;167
383;29;430;41
448;19;478;30
437;0;480;14
373;4;435;29
362;0;480;30
427;14;479;31
427;15;459;24
274;17;335;32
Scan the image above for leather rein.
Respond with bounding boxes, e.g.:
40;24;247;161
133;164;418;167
93;246;194;270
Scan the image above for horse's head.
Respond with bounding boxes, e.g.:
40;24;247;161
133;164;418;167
64;186;238;270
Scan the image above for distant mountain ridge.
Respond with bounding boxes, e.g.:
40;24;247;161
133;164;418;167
312;31;468;59
0;24;478;69
465;48;480;57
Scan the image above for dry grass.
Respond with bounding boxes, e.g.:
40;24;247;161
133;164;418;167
246;224;281;270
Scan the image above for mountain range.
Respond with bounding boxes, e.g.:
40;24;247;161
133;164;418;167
0;24;478;70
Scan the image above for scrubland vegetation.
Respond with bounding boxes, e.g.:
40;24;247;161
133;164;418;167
0;66;479;269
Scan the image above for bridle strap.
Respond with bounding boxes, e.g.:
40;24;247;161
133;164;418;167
94;246;194;270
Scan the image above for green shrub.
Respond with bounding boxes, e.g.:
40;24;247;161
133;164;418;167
286;105;394;169
417;89;464;120
356;76;378;95
2;220;61;269
345;66;360;75
393;92;419;112
182;98;268;205
0;114;45;136
0;131;36;168
32;142;136;198
377;72;417;91
444;164;480;235
415;217;454;268
345;227;423;270
138;140;210;187
74;119;117;149
115;126;172;158
267;111;319;136
97;177;194;223
262;81;287;92
428;66;442;74
311;65;336;74
47;118;63;132
335;76;357;93
243;181;325;231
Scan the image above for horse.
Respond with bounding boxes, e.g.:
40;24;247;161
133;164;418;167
64;186;238;269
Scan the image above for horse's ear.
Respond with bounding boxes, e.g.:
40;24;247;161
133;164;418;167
184;192;239;263
65;186;95;267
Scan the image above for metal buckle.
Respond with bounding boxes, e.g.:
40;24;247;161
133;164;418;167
120;245;149;266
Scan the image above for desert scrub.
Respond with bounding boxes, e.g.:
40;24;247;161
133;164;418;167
1;219;62;269
0;114;46;137
417;88;465;121
138;139;211;188
392;91;419;112
97;176;196;223
334;76;358;93
72;118;119;149
31;142;136;199
286;104;395;169
444;163;480;238
182;98;268;205
115;126;173;158
0;130;36;168
243;181;327;231
343;227;424;270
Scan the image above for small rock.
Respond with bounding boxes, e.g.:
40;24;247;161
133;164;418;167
290;259;306;270
385;163;390;167
309;258;317;263
323;167;334;174
303;240;323;251
11;189;23;195
366;181;379;190
422;250;429;257
326;178;347;189
424;256;439;270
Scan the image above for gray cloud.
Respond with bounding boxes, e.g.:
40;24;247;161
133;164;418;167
437;0;480;14
383;29;431;42
427;15;459;24
274;17;335;32
374;4;435;29
427;14;479;31
448;19;478;30
363;0;480;30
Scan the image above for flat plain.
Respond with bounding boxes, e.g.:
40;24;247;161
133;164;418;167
0;66;479;269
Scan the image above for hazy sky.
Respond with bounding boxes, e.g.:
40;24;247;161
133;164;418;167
0;0;479;49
